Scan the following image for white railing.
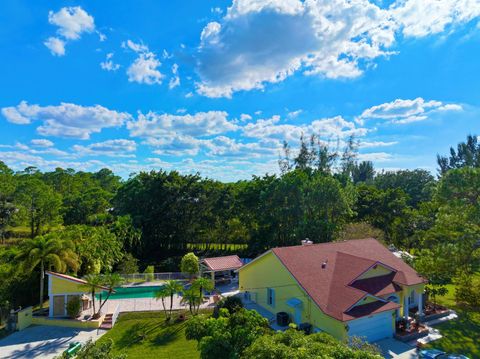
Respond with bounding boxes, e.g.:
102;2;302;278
111;303;120;327
120;272;188;284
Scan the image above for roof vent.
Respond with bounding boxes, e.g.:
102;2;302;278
321;259;328;269
301;238;313;246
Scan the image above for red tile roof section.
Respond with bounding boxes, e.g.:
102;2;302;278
271;238;425;321
202;255;243;271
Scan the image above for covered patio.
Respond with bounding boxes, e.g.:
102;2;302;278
200;255;243;286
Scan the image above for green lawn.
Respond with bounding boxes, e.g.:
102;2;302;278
425;277;480;359
97;311;200;359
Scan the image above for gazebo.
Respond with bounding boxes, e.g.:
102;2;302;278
200;255;243;285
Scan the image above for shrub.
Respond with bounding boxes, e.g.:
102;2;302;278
213;296;243;317
144;265;154;281
180;252;199;279
66;296;81;319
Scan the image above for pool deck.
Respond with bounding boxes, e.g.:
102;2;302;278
100;282;238;314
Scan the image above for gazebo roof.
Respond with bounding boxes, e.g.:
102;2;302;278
201;255;243;272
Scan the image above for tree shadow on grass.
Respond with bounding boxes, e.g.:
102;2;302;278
151;321;187;346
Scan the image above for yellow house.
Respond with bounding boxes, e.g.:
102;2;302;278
46;271;108;318
239;238;426;342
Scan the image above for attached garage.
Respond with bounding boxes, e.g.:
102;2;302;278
347;310;394;342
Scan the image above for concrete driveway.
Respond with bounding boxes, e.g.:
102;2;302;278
0;325;105;359
375;338;419;359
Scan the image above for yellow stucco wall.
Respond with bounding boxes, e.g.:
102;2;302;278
32;315;103;329
17;307;33;331
50;275;87;295
239;252;347;340
357;264;392;280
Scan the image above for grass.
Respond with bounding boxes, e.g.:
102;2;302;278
97;311;201;359
425;274;480;359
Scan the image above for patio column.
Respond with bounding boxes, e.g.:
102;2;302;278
211;271;215;283
417;291;424;319
404;293;409;328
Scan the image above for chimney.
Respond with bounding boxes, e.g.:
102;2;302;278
321;259;328;269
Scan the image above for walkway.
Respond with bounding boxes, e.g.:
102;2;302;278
0;325;105;359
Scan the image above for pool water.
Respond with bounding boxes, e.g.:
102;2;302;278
96;285;164;300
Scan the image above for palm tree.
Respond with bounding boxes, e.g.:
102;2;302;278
15;234;79;308
155;286;170;320
81;274;103;318
192;277;214;300
181;288;202;315
163;280;184;318
96;273;123;316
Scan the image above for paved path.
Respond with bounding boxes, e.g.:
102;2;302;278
375;338;418;359
0;325;105;359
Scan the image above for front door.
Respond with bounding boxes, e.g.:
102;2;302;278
53;295;65;316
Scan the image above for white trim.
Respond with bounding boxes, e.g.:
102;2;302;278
48;274;53;317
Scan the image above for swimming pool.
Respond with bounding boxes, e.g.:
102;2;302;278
97;285;165;300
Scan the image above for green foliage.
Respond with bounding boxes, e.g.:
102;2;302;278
66;296;81;318
15;177;62;238
214;295;243;317
116;253;139;274
181;287;203;315
60;225;123;275
414;247;452;307
15;233;79;307
181;252;199;277
437;134;480;175
65;339;126;359
185;308;270;359
156;280;184;320
374;169;435;207
244;329;382;359
454;272;480;307
144;265;154;281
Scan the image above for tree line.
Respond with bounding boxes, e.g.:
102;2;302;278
0;134;479;310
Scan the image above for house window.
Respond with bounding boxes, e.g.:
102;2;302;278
267;288;275;307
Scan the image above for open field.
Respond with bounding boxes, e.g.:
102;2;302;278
97;311;201;359
186;243;248;251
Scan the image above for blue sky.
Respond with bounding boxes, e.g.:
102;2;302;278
1;0;479;181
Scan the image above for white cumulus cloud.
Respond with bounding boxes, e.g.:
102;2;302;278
72;139;137;157
358;97;463;124
48;6;95;40
2;101;131;139
31;139;54;147
44;37;66;56
195;0;480;98
124;40;163;85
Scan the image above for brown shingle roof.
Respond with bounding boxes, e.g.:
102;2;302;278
202;255;243;271
350;273;402;297
271;238;425;321
345;300;400;319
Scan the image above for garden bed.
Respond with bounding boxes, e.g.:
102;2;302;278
423;303;451;321
395;324;429;342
